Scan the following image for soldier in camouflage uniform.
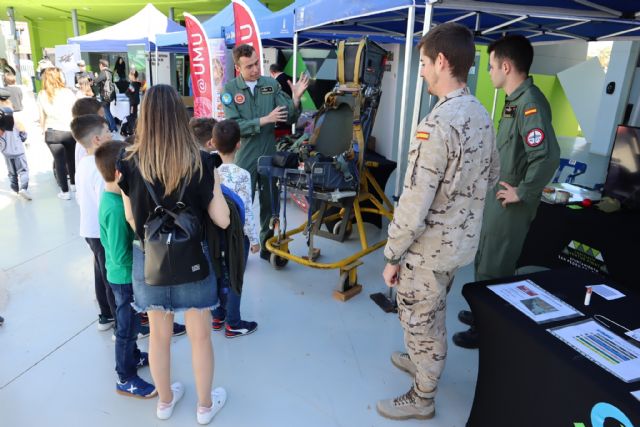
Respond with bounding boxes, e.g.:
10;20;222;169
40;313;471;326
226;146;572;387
454;35;560;349
378;23;499;421
222;44;309;258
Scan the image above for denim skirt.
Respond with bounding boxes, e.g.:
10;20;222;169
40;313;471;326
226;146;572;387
131;243;218;313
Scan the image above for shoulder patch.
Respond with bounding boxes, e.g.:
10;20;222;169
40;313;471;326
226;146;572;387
221;93;233;106
416;131;430;141
234;93;246;105
526;128;545;147
524;107;538;117
260;86;274;94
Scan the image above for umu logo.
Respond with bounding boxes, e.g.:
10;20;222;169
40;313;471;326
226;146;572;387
574;402;634;427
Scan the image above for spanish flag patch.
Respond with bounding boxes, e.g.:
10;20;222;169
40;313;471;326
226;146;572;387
524;107;537;116
416;131;430;141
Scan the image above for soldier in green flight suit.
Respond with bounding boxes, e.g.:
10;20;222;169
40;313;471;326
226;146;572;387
453;35;560;349
222;44;309;260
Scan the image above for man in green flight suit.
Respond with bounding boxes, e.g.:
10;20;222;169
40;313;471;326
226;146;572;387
222;44;309;259
453;35;560;349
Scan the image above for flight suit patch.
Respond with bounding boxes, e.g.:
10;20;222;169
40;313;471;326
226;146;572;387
260;86;274;94
416;131;430;141
526;128;545;147
524;107;537;116
234;94;246;105
221;93;233;106
503;105;517;117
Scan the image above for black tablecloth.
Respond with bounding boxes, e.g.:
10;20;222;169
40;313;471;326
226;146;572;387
518;203;640;291
463;268;640;427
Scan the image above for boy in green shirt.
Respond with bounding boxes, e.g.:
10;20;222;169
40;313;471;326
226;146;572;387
95;140;156;399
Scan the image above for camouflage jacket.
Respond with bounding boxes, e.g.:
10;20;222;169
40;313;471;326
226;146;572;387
384;87;499;271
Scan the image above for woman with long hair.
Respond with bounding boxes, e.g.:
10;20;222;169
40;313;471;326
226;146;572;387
117;84;230;423
37;67;77;199
113;56;126;81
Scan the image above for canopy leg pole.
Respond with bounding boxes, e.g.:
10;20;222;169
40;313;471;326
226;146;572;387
155;45;159;85
292;31;299;133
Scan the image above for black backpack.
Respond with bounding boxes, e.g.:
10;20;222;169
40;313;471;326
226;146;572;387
141;177;209;286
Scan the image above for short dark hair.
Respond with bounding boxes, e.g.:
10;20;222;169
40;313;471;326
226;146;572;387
95;140;126;182
72;97;101;118
417;22;475;83
189;117;217;146
70;114;108;148
269;63;282;73
212;120;241;154
233;44;256;65
99;59;109;68
488;35;533;75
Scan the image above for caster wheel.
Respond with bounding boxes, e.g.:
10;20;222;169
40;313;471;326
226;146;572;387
332;219;353;238
270;252;289;269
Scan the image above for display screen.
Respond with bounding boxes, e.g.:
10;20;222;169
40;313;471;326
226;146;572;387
603;125;640;209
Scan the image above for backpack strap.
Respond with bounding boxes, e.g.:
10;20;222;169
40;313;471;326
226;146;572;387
141;175;189;213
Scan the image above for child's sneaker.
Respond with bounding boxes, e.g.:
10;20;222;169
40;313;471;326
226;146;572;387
136;352;150;368
138;324;150;339
157;382;184;420
98;315;115;331
212;315;225;331
172;322;186;336
197;387;227;425
116;375;157;399
18;189;32;200
225;320;258;338
57;191;71;200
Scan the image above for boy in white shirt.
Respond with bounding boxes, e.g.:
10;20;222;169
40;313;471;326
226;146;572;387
190;118;259;337
70;114;116;331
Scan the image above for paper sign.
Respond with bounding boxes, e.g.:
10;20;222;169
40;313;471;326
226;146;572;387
591;284;625;300
626;328;640;343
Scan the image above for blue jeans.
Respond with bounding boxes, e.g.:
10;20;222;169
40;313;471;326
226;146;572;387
102;102;117;132
212;236;250;326
109;283;141;382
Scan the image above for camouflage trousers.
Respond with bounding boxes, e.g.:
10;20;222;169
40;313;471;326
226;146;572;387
396;262;456;398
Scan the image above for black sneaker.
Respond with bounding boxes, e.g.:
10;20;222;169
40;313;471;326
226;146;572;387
452;327;479;349
172;322;186;336
98;315;115;331
137;324;150;339
259;250;270;261
458;310;475;327
0;315;4;326
225;320;258;338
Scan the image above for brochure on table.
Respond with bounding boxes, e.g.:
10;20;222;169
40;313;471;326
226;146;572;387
548;319;640;383
488;280;583;324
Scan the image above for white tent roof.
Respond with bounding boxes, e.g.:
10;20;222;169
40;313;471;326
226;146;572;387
68;3;184;52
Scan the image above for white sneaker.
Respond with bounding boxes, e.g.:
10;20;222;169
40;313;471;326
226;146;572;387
18;189;33;200
197;387;227;425
156;382;184;420
69;185;76;192
57;192;71;200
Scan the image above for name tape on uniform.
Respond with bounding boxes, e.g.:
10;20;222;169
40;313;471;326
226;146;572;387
526;128;545;147
260;86;274;94
416;131;430;141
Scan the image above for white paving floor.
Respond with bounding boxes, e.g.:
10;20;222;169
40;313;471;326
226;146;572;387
0;108;481;427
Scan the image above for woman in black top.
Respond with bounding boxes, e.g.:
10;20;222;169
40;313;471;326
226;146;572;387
113;56;126;81
118;84;229;422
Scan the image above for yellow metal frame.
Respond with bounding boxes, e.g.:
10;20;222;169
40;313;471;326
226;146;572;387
265;167;394;300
